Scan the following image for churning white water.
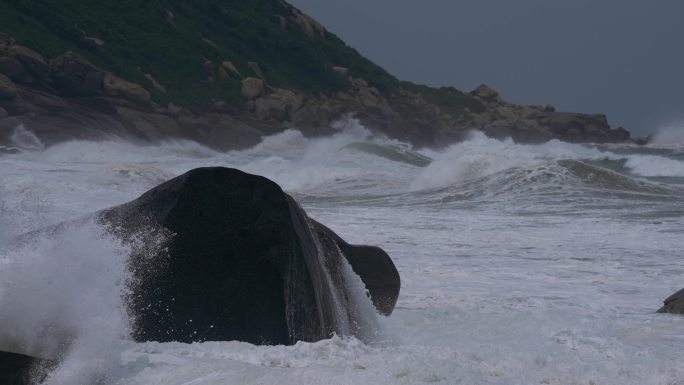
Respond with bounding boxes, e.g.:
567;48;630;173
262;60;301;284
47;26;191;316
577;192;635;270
1;121;684;384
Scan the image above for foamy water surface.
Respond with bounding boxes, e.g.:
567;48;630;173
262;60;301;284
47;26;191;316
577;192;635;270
1;123;684;384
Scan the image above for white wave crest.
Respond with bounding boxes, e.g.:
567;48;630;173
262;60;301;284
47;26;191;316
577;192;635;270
410;131;684;191
411;132;606;191
625;155;684;178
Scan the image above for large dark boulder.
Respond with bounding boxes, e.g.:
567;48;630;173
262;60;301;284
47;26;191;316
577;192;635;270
657;288;684;314
100;167;399;345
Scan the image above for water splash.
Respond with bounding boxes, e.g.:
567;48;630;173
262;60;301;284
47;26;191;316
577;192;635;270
649;123;684;146
0;218;131;384
10;125;45;152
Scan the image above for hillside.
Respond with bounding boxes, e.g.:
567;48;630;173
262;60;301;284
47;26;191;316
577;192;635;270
0;0;404;106
0;0;631;150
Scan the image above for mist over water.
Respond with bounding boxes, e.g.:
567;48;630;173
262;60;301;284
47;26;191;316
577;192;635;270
1;121;684;384
651;123;684;146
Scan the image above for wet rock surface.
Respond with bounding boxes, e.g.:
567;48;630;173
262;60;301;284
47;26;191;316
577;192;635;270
657;288;684;314
100;167;400;345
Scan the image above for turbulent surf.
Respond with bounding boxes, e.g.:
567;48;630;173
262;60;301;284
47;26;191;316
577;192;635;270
1;122;683;384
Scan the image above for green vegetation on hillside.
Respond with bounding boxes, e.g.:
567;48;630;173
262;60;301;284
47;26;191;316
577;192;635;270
0;0;482;114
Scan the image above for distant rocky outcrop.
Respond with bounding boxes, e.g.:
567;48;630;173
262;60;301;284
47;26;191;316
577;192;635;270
0;1;634;150
657;288;684;314
100;167;400;345
441;82;628;144
464;84;631;144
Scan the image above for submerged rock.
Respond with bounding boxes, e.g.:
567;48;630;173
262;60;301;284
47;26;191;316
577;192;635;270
100;167;399;345
656;288;684;314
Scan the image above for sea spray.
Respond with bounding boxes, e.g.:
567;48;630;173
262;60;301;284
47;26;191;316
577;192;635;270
238;123;415;195
10;125;45;152
649;123;684;146
624;154;684;177
307;228;382;343
0;217;131;384
337;246;383;343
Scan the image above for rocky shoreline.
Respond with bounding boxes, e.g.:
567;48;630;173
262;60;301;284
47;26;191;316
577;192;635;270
0;25;632;151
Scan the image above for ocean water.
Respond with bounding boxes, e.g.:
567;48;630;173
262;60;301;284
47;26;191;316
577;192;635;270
1;121;683;385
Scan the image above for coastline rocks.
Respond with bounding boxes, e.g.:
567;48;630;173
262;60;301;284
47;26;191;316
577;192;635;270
0;74;17;100
100;167;400;345
103;74;151;103
0;26;633;150
0;56;31;84
466;84;631;144
254;88;303;122
8;45;48;81
290;8;326;41
50;52;104;96
471;84;500;102
241;77;265;100
0;32;15;48
657;288;684;314
177;113;262;150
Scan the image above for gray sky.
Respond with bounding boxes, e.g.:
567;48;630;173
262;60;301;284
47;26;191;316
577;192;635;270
289;0;684;136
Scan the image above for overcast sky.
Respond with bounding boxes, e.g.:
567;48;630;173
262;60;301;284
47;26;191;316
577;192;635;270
289;0;684;136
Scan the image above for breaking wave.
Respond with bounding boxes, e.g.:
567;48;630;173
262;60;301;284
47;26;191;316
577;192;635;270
421;160;679;204
341;142;432;167
409;132;684;202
